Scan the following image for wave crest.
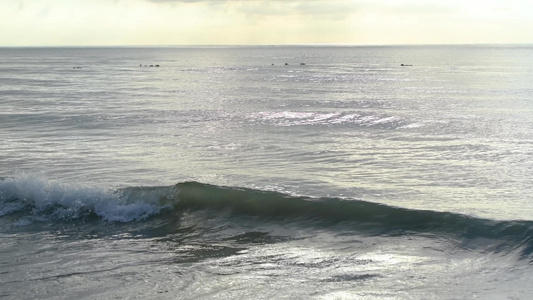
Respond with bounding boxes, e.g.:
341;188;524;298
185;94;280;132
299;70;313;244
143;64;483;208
0;174;169;223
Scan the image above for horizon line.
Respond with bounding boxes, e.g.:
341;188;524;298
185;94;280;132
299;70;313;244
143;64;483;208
1;43;532;49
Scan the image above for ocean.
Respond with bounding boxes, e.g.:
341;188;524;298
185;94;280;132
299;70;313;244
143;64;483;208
1;45;532;299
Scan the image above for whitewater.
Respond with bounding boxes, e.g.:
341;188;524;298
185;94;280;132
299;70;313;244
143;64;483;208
1;45;533;299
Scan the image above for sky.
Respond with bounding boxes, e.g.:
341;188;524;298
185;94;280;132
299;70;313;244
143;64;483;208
1;0;533;46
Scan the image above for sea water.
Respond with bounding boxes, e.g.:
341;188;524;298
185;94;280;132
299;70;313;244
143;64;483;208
1;45;533;299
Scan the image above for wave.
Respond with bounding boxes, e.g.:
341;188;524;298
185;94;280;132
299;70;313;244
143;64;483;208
173;182;533;254
0;174;170;223
1;175;532;257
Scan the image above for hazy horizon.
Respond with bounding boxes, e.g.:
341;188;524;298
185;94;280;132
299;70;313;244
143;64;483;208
1;43;532;49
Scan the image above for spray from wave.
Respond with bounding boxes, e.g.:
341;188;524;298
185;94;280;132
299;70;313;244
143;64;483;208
0;174;172;223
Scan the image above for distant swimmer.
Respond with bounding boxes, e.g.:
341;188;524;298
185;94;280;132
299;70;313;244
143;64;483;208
300;63;306;65
401;64;413;66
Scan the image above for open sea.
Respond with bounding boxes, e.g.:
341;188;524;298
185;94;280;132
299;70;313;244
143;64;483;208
1;45;533;299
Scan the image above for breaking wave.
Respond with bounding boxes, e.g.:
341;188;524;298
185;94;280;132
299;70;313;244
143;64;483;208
1;175;532;258
0;174;171;223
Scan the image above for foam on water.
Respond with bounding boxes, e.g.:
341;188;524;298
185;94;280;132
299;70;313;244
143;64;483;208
0;174;167;223
249;111;406;128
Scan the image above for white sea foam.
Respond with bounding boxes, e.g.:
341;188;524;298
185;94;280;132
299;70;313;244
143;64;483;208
0;174;167;223
250;111;404;127
398;122;425;129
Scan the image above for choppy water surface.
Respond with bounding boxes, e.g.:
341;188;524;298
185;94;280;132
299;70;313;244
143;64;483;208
1;45;533;299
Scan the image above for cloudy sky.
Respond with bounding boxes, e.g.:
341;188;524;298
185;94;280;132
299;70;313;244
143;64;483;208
2;0;532;46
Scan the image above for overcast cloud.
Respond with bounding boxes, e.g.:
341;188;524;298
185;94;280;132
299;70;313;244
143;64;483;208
1;0;532;46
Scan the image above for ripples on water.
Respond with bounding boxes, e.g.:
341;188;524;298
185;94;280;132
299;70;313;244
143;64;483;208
1;46;533;219
1;45;533;299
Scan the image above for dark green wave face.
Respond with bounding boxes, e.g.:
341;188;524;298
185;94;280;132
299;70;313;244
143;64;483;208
172;182;533;259
2;178;532;260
